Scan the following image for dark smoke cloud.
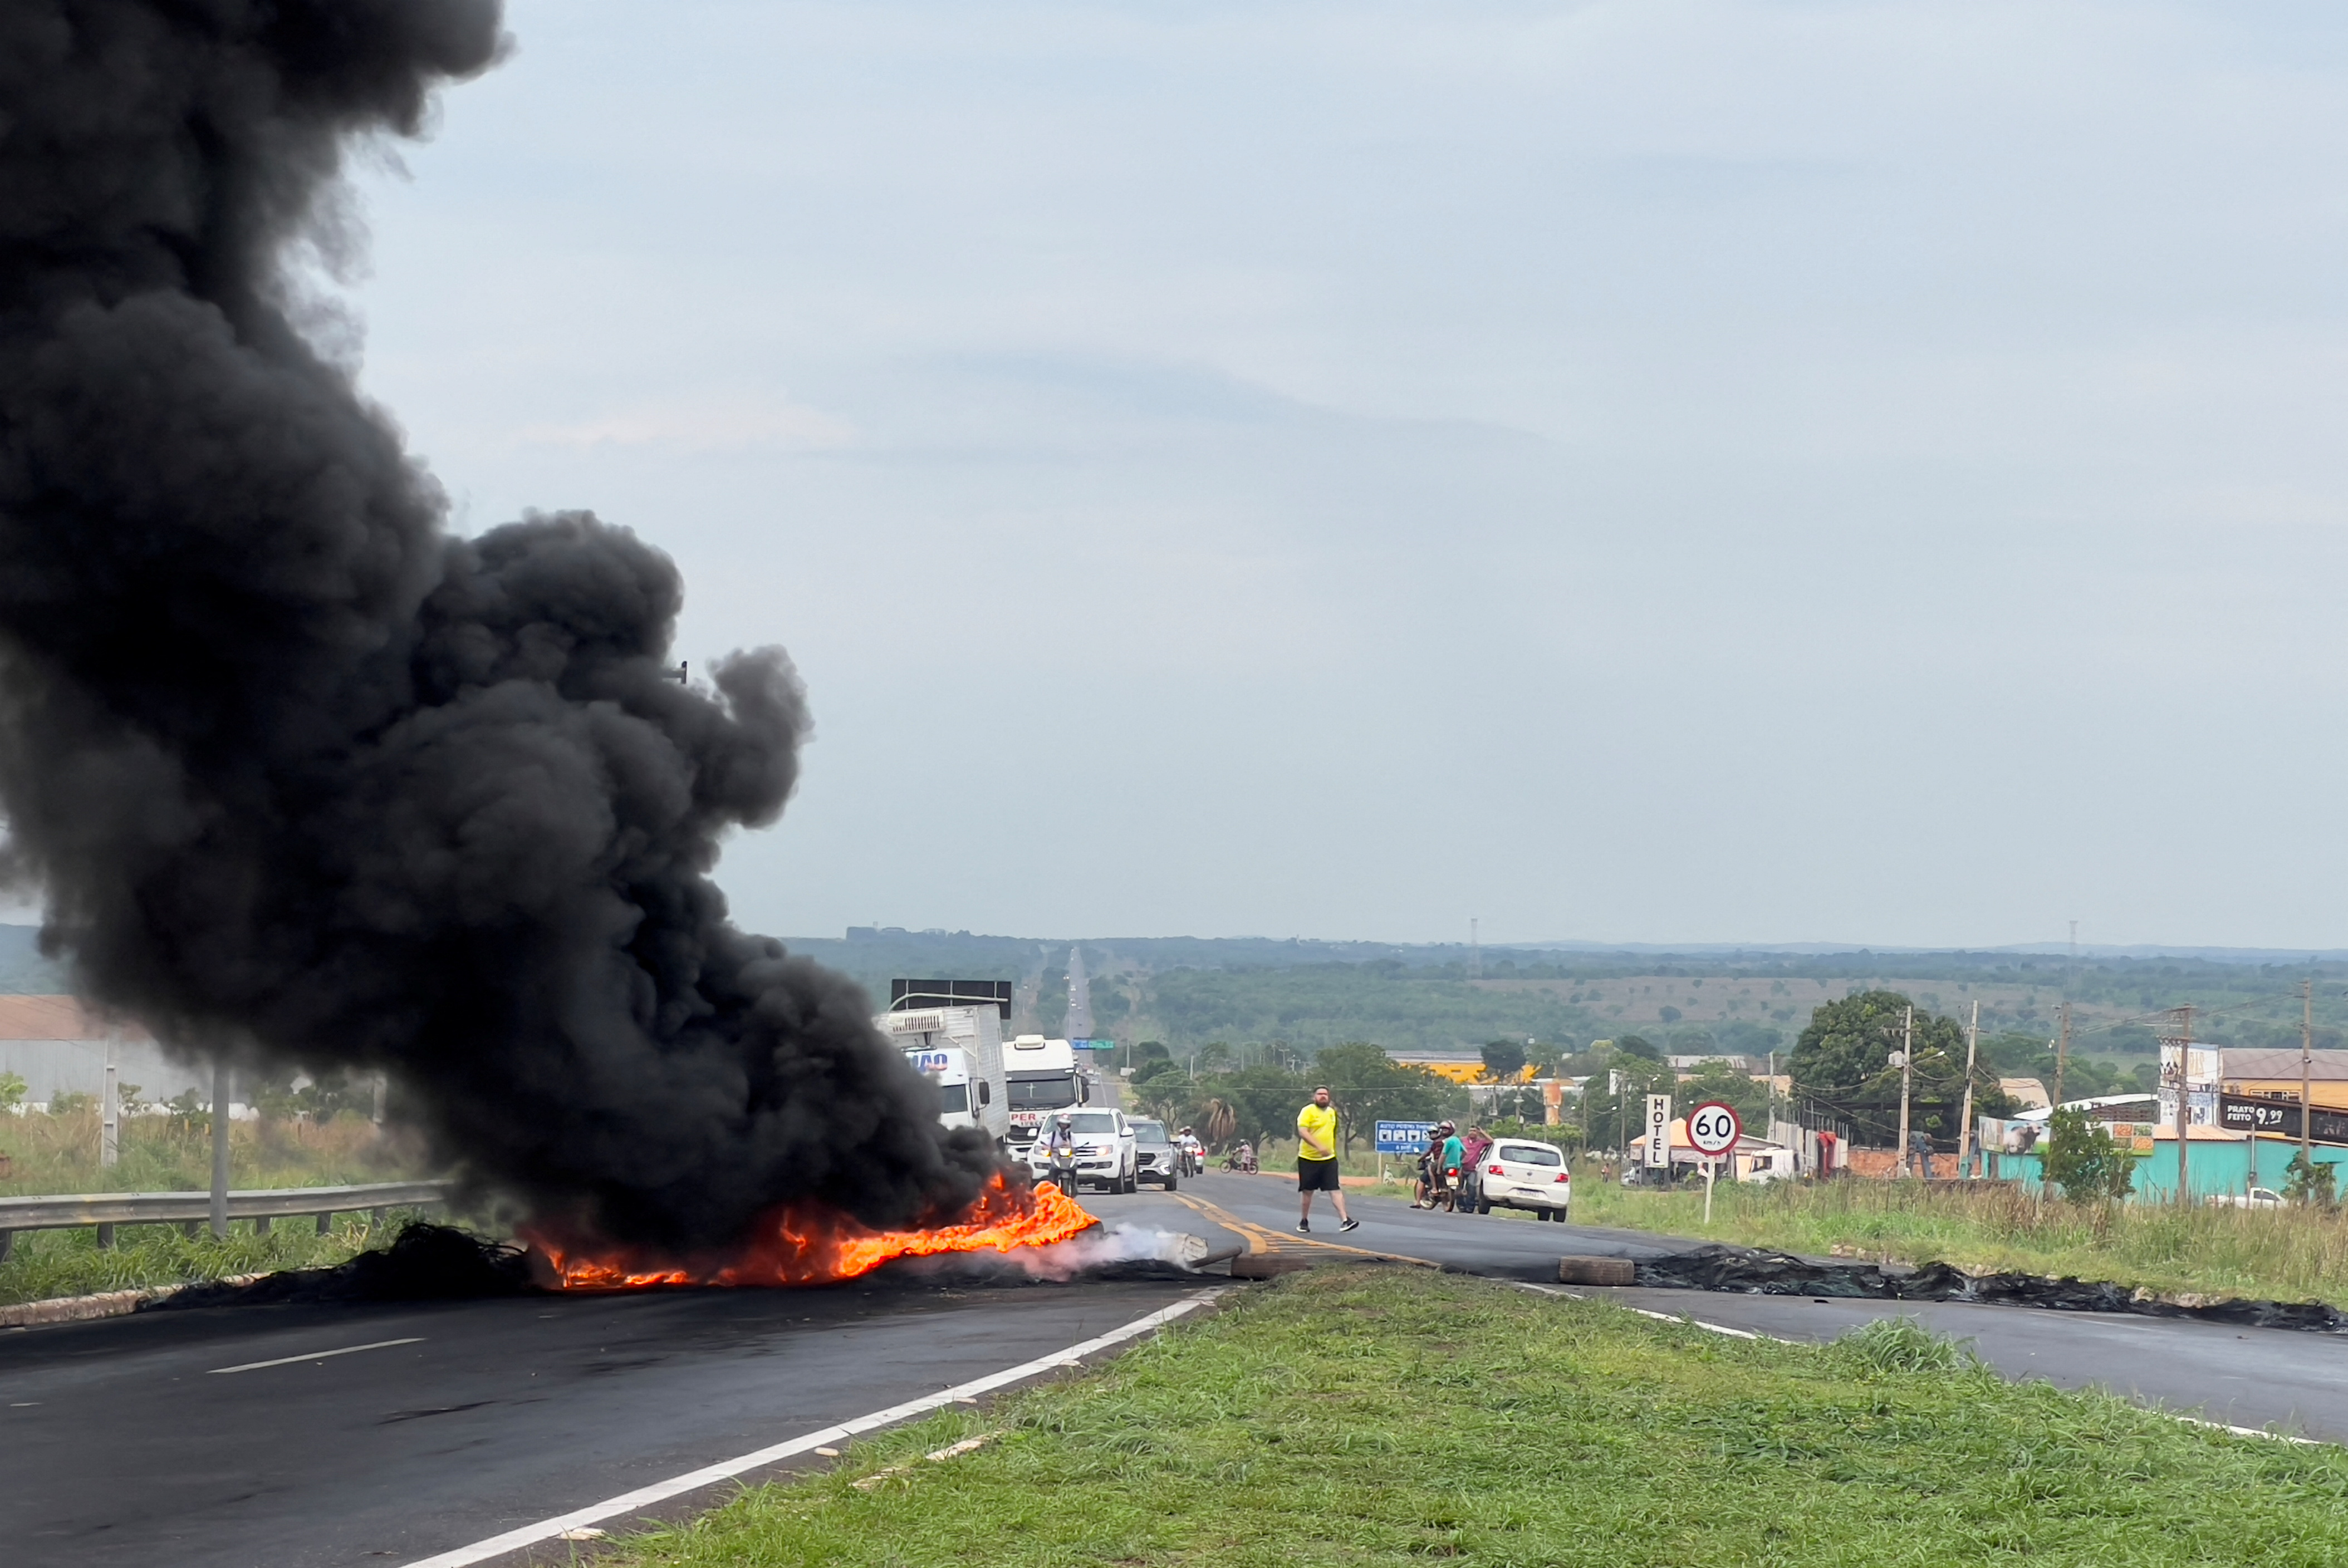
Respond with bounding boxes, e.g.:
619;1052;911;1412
0;0;1001;1248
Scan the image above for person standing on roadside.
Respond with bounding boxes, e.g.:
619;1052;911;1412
1458;1124;1493;1215
1296;1086;1359;1233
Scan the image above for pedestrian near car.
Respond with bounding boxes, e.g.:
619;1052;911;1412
1458;1125;1493;1214
1295;1086;1358;1233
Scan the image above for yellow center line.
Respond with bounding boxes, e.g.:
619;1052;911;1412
1170;1191;1440;1270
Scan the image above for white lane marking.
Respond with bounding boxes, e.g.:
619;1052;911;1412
1513;1282;1787;1343
208;1338;425;1375
397;1288;1227;1568
1520;1283;2333;1446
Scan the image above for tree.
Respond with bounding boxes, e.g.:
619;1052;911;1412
0;1070;23;1112
1479;1038;1528;1082
1614;1034;1661;1062
1315;1042;1458;1157
1579;1052;1676;1154
2041;1108;2135;1201
1790;990;2012;1149
1675;1059;1768;1132
2285;1148;2339;1207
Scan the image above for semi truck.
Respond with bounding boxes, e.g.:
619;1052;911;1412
876;979;1013;1144
1003;1033;1088;1157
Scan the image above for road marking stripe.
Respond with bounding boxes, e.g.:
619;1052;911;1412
395;1289;1227;1568
1171;1191;1440;1269
207;1338;424;1375
1523;1284;2331;1445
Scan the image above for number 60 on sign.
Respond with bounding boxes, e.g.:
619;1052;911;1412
1687;1101;1741;1157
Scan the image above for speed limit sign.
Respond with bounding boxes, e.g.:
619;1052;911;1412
1687;1101;1742;1157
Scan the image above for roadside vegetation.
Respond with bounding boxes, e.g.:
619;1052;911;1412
611;1266;2347;1567
0;1211;428;1308
0;1096;438;1306
0;1102;423;1196
1571;1173;2348;1306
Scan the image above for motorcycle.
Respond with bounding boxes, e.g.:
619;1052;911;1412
1220;1143;1258;1174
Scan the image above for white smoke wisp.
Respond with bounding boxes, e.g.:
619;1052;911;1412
1004;1222;1215;1281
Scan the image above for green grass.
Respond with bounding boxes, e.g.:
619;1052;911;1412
608;1266;2348;1567
1566;1173;2348;1306
0;1208;433;1306
0;1108;421;1197
0;1108;438;1306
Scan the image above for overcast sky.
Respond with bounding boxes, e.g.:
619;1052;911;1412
340;0;2348;950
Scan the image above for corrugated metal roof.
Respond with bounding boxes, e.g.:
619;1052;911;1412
2221;1048;2348;1081
0;995;151;1042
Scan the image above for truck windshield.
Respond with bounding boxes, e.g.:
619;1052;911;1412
938;1082;969;1114
1009;1077;1080;1110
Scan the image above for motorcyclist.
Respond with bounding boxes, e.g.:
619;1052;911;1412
1176;1126;1204;1177
1040;1112;1080;1192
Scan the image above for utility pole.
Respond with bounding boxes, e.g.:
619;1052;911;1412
1896;1005;1915;1179
209;1058;231;1240
1958;1000;1981;1179
100;1026;119;1168
2160;1005;2197;1206
2055;1000;2071;1111
2302;977;2315;1194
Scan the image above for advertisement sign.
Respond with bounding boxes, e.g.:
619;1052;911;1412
1643;1094;1673;1168
2219;1094;2348;1147
1375;1119;1438;1155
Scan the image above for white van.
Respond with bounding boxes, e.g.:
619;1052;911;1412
1476;1139;1572;1220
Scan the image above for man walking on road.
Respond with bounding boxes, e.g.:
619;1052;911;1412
1296;1085;1358;1233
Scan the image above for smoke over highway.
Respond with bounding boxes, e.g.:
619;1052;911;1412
0;0;1000;1250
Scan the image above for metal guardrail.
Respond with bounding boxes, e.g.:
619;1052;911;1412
0;1180;453;1262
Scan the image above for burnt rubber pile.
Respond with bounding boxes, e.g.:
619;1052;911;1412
1638;1244;2348;1334
141;1222;1202;1313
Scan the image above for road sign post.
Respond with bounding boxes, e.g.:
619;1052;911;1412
1374;1120;1437;1187
1687;1100;1742;1225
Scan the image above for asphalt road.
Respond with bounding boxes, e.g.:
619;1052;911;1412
0;1273;1202;1568
1138;1172;2348;1441
7;1171;2346;1568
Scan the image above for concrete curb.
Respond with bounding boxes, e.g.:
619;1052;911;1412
0;1271;267;1330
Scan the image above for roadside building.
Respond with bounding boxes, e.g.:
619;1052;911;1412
2219;1048;2348;1112
0;996;202;1107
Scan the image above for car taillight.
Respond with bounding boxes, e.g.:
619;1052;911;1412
1555;1173;1570;1183
1487;1164;1504;1175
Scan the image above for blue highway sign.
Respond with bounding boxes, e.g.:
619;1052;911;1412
1375;1119;1438;1155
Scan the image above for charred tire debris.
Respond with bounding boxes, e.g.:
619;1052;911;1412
139;1222;1203;1312
1635;1243;2348;1335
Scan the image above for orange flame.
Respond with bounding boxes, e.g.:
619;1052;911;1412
532;1174;1097;1290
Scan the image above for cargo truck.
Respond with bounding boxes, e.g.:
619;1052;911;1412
876;979;1013;1144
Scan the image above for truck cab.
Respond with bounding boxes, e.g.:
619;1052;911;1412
1003;1034;1087;1156
876;1003;1009;1142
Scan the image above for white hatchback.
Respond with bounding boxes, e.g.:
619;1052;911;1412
1476;1139;1572;1220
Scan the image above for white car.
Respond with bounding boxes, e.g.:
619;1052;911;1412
2209;1187;2286;1210
1476;1139;1572;1220
1028;1109;1139;1194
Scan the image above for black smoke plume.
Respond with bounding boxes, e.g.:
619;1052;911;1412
0;0;1002;1249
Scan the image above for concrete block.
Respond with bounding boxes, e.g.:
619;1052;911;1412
1557;1256;1637;1286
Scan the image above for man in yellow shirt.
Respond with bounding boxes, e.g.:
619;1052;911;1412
1295;1086;1359;1233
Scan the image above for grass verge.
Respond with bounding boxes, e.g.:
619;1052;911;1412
609;1266;2347;1567
1567;1174;2348;1305
0;1109;423;1196
0;1208;431;1306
